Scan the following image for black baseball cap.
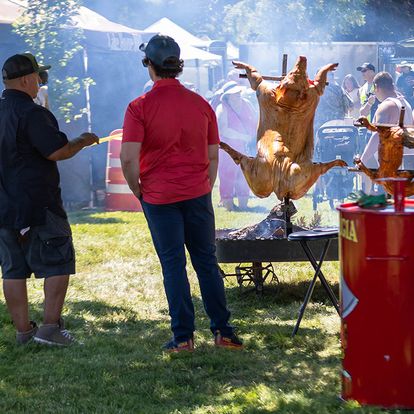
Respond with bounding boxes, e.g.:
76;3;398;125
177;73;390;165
2;53;51;80
139;35;181;68
357;62;375;72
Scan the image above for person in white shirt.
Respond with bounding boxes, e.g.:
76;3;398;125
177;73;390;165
33;70;49;109
361;71;414;171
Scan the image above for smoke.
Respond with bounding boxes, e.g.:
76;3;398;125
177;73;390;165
75;1;408;210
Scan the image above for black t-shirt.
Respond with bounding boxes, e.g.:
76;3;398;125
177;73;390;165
396;71;414;98
0;89;68;229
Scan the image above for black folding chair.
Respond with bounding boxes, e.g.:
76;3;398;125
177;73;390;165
288;229;340;337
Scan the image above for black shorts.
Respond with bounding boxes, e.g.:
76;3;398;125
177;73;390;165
0;209;76;279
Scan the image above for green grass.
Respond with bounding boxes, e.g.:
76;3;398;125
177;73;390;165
0;192;410;413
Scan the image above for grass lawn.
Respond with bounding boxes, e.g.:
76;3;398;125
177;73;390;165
0;191;410;413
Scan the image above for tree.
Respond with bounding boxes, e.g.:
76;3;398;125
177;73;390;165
13;0;92;123
83;0;237;39
222;0;367;43
83;0;411;44
339;0;414;41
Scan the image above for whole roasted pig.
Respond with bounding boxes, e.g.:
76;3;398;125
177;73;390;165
355;117;414;196
220;56;347;201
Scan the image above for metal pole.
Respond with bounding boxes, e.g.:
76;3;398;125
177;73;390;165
195;58;201;93
83;47;94;208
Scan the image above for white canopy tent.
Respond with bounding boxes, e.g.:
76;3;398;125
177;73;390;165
145;17;239;61
145;17;210;48
144;17;221;64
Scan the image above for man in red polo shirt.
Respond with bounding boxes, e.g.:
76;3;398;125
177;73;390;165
120;34;242;352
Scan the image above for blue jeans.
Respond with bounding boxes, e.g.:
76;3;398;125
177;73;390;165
141;192;233;341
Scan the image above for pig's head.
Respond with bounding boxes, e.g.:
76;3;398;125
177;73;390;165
275;56;310;108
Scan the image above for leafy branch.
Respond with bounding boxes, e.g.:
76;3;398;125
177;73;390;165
13;0;91;123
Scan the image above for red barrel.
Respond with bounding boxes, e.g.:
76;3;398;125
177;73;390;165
338;198;414;408
105;129;142;212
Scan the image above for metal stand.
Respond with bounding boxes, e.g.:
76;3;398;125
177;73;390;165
219;262;279;294
283;197;293;236
288;233;340;337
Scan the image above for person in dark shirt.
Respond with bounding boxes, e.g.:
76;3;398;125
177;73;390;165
396;61;414;107
0;53;98;346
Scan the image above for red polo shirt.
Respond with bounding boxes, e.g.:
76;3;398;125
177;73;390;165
123;79;219;204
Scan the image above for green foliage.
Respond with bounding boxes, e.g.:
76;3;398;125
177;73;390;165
347;0;414;41
223;0;367;43
84;0;411;44
13;0;91;123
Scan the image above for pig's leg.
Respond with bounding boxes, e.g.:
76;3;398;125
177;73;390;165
396;171;414;179
284;159;347;200
318;159;348;173
314;63;339;95
220;142;273;198
232;61;263;91
354;158;378;181
402;129;414;148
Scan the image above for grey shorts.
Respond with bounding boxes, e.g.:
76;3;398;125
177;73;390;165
0;209;76;279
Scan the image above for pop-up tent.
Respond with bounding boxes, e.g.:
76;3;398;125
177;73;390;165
144;17;222;93
0;0;154;52
145;17;210;48
144;17;221;64
0;0;157;206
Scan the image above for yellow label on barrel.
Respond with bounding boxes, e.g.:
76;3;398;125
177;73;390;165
340;218;358;243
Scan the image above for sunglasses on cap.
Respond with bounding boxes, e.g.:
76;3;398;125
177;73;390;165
360;69;368;73
142;57;149;68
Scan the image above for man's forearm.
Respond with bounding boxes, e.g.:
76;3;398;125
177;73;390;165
121;160;141;197
48;134;98;161
360;101;372;117
208;159;218;188
62;137;90;159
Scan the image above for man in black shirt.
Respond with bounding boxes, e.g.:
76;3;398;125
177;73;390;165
396;61;414;107
0;53;98;346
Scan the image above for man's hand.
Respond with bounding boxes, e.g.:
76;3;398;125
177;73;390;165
80;132;99;146
131;187;141;200
47;132;99;161
367;94;376;106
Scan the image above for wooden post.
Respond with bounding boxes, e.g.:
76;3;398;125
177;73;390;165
399;106;406;128
282;54;288;77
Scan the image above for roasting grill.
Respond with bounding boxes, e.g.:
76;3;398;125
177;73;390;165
215;228;339;292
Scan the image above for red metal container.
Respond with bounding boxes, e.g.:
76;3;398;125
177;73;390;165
338;190;414;408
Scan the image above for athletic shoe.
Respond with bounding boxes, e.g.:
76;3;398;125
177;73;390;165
214;330;243;349
16;321;38;345
162;338;194;353
33;318;76;346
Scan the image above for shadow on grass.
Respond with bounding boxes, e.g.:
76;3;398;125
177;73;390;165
0;295;344;413
225;279;339;306
67;210;127;225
